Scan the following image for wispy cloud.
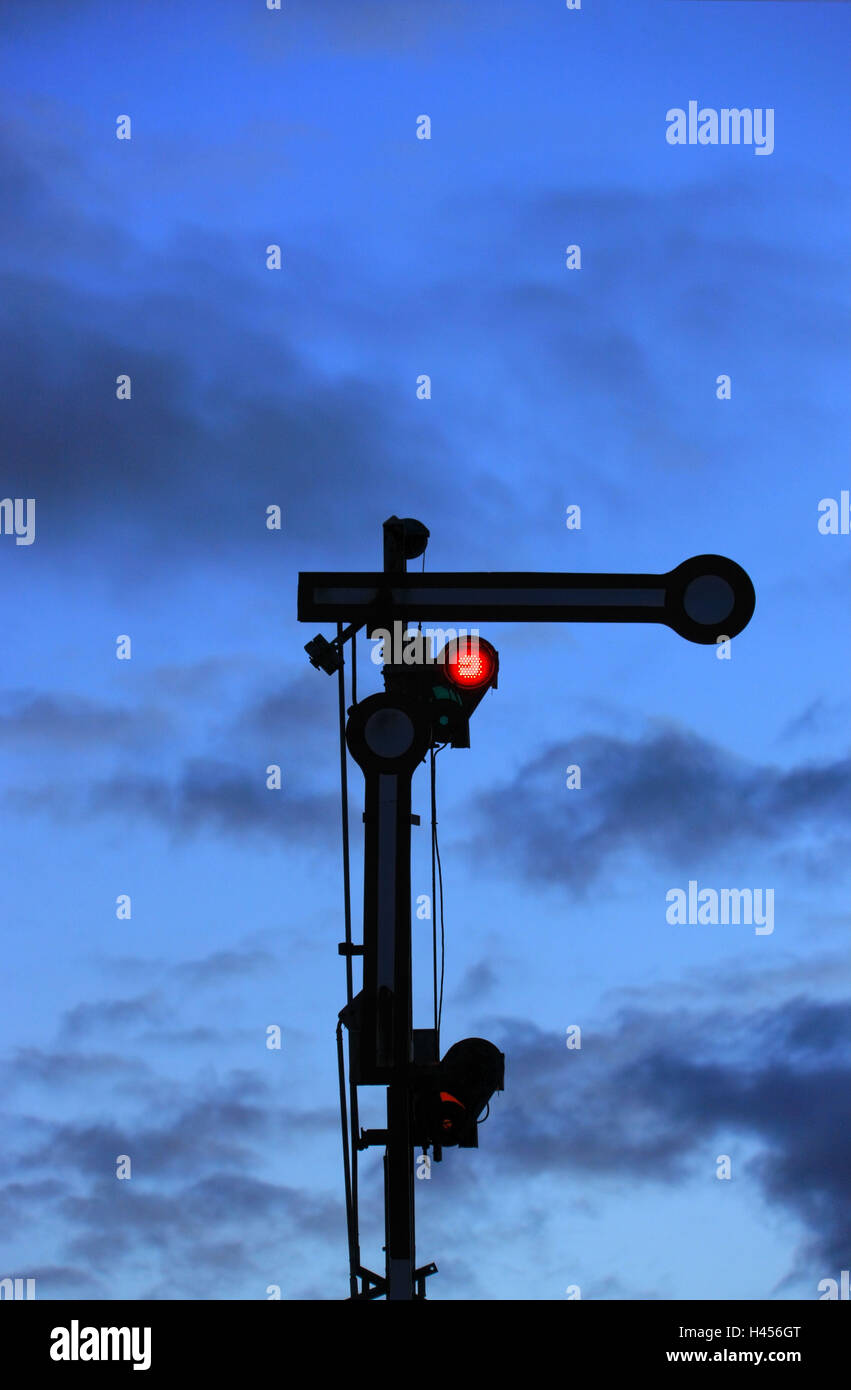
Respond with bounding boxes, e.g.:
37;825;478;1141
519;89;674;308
467;725;850;892
488;995;850;1271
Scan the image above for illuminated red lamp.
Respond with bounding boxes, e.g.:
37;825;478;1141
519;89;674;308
438;637;499;690
439;1091;466;1135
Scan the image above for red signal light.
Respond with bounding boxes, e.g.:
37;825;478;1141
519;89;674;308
439;1091;466;1135
439;637;498;690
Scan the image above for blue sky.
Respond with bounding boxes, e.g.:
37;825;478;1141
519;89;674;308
0;0;848;1300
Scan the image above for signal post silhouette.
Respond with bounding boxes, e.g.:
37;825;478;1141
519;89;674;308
299;516;755;1300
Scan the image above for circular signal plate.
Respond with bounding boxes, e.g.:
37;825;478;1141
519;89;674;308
345;692;432;773
666;555;755;644
363;707;415;758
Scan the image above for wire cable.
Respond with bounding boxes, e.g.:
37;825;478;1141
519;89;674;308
335;622;361;1294
433;745;447;1039
430;747;438;1038
336;1021;358;1298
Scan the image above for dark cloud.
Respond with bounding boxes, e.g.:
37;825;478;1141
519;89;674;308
179;1172;342;1237
0;1021;346;1293
0;691;169;748
28;1265;103;1292
0;670;341;845
61;1171;344;1295
587;1274;662;1301
2;0;489;53
3;1046;152;1086
173;947;278;987
137;1027;228;1050
5;758;339;845
5;975;845;1294
8;113;835;586
0;1178;66;1225
467;726;850;892
452;959;498;1003
86;759;339;844
6;1076;344;1293
15;1065;338;1186
301;0;497;52
777;698;851;746
0;161;458;572
144;657;251;699
489;996;850;1271
29;1103;267;1178
59;994;165;1042
239;674;339;741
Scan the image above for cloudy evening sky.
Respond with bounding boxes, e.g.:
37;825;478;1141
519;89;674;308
1;0;848;1300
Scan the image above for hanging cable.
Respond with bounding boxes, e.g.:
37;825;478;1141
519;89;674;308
336;1021;358;1299
435;806;446;1038
430;747;438;1038
335;622;361;1295
432;744;447;1039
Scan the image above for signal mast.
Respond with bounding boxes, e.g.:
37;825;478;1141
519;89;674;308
300;515;755;1298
